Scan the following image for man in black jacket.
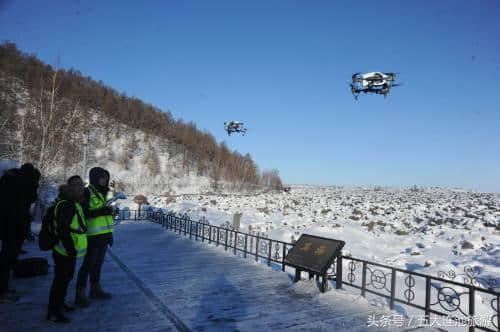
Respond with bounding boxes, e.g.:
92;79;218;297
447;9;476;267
0;163;40;303
75;167;114;307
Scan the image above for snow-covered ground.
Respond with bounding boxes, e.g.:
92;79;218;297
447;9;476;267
121;185;499;278
117;185;499;330
2;220;442;331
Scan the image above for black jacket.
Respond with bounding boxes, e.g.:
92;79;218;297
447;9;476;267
0;167;39;242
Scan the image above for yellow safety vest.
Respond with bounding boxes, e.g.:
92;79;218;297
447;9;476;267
54;201;88;257
86;184;114;236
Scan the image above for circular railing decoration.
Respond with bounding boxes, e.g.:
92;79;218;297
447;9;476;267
491;297;498;329
430;285;467;316
404;274;416;303
237;234;245;248
368;268;388;290
438;265;499;290
273;242;281;260
347;260;357;283
259;240;268;256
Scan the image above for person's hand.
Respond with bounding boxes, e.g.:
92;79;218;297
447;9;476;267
102;206;114;215
68;249;77;257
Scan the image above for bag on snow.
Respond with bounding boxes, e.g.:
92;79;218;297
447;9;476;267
13;257;49;278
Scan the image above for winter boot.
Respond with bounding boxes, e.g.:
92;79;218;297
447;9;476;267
46;308;70;324
75;287;90;307
90;283;112;300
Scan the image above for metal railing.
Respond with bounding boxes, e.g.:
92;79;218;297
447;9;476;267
122;209;499;332
144;210;294;271
339;256;499;332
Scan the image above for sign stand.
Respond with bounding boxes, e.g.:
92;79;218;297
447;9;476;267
284;234;345;293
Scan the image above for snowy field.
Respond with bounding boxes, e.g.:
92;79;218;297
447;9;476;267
122;186;499;280
118;185;499;330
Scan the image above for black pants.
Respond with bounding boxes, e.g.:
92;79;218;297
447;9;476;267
0;238;23;294
48;251;76;312
76;242;107;289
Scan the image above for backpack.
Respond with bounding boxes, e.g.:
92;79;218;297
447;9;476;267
38;200;62;251
14;257;49;278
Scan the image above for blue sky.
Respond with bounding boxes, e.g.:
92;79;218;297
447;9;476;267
1;0;499;192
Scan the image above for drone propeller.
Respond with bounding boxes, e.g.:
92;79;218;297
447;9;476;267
352;72;361;83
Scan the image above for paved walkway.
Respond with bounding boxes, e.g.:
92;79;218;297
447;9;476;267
0;220;432;331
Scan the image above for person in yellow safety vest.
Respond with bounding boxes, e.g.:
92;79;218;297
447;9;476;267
75;167;114;307
47;176;87;324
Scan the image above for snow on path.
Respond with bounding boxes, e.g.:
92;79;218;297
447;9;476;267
0;240;177;331
1;220;439;331
111;220;436;331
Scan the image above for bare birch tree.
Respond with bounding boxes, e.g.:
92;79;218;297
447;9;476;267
24;70;81;174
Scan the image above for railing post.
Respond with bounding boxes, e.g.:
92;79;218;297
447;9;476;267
294;268;301;282
282;244;286;272
202;223;205;242
244;234;248;258
255;237;259;262
233;232;237;255
189;220;192;239
469;287;475;332
497;296;499;332
361;261;367;297
195;222;198;241
425;276;431;325
390;269;396;310
209;226;212;244
216;228;220;246
336;256;343;289
184;220;187;236
267;239;272;266
134;210;137;221
496;296;499;332
321;274;328;293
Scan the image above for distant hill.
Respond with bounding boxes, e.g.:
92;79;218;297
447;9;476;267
0;42;283;194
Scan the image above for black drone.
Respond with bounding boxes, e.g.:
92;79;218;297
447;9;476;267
224;121;247;136
350;72;400;100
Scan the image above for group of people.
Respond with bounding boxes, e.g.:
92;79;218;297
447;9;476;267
0;165;116;324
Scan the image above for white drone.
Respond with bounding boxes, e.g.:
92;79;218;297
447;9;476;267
350;72;400;100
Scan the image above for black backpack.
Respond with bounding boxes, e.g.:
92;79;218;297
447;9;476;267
14;257;49;278
38;200;62;251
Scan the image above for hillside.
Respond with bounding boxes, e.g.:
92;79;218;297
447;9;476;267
0;42;283;194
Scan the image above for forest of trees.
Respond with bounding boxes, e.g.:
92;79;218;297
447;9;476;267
0;42;283;191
